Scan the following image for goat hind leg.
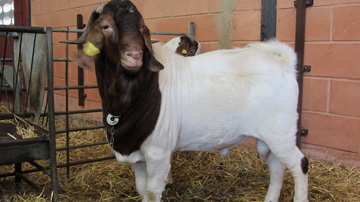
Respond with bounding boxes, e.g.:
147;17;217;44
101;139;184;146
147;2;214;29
291;155;309;202
268;146;309;202
257;139;284;201
263;152;286;202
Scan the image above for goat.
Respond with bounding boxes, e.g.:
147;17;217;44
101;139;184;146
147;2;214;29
69;1;309;201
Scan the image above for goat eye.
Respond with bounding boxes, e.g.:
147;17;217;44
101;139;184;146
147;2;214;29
103;25;109;29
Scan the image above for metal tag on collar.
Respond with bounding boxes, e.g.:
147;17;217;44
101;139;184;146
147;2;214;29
106;114;120;126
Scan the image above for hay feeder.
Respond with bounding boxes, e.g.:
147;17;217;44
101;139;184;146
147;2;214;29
0;26;58;201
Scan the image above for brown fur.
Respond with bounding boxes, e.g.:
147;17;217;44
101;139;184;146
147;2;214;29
301;156;309;174
175;35;199;57
80;0;163;155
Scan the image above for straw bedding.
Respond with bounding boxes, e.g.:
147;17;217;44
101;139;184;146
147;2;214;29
0;103;38;140
0;116;359;201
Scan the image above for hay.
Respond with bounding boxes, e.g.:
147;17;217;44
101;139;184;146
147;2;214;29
14;118;37;139
0;102;38;139
0;118;359;201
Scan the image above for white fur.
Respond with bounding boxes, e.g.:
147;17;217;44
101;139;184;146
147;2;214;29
163;37;181;51
114;40;308;202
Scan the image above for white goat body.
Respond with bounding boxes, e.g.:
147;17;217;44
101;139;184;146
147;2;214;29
115;40;308;202
152;40;298;151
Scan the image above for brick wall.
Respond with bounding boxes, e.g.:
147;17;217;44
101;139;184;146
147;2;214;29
30;0;360;165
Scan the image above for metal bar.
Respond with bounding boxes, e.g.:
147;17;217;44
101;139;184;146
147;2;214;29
0;58;13;62
53;58;70;62
261;0;277;41
15;163;22;182
1;156;114;177
55;125;104;134
77;14;85;107
56;156;115;168
150;32;189;36
56;141;108;151
189;22;195;36
52;28;84;33
0;26;46;34
29;161;51;176
65;27;71;178
54;108;102;115
0;171;16;178
54;28;191;35
27;0;31;26
295;0;307;147
0;108;102;120
45;27;58;201
53;85;98;90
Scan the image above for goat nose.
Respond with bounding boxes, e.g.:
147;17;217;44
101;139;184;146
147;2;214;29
126;51;143;60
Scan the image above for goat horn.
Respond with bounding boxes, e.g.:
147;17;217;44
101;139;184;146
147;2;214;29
60;4;105;44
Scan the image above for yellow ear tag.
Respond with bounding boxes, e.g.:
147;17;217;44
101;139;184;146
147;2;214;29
84;42;100;56
182;49;187;55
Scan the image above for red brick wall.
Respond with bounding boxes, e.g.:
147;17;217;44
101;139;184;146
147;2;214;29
30;0;360;165
299;1;360;165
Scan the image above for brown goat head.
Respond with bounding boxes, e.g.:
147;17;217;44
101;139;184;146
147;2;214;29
77;0;163;74
175;35;200;57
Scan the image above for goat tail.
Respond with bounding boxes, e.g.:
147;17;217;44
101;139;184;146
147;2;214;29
247;39;298;71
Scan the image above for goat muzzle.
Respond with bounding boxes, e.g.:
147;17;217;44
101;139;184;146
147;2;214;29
121;49;144;73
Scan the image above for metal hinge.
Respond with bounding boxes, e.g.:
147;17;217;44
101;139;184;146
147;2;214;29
303;65;311;72
294;0;314;7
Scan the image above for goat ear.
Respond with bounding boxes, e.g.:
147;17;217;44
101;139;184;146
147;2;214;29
142;25;153;53
142;25;164;72
148;54;164;72
144;44;164;72
70;51;95;70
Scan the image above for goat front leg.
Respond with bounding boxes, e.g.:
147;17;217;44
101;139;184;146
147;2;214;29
132;162;148;201
166;154;174;184
143;151;172;202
